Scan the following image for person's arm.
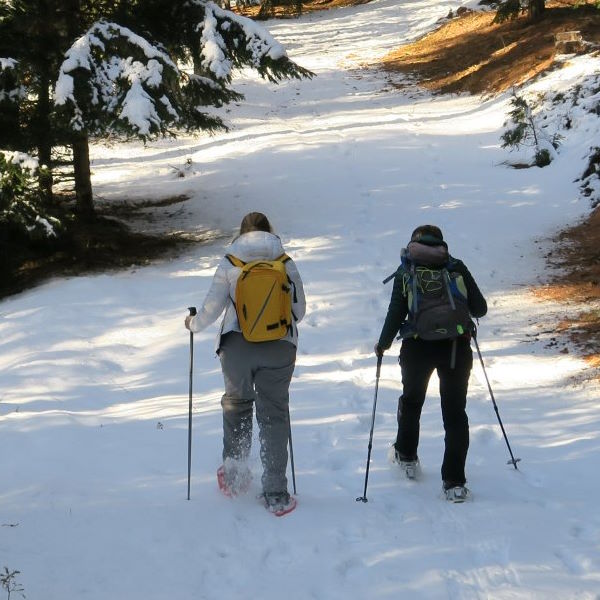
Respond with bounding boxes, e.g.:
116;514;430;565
286;258;306;323
377;270;408;351
453;259;487;318
186;258;232;333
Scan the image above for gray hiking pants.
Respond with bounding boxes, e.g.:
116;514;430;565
218;332;297;494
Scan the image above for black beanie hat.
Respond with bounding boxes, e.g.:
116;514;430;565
410;225;445;246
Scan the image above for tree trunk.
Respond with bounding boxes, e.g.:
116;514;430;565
193;53;202;76
72;133;95;220
35;0;55;204
63;0;93;219
528;0;545;21
37;77;54;204
38;143;54;202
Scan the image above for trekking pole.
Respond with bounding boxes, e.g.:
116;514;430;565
288;409;297;495
472;331;521;470
187;306;197;500
356;354;383;503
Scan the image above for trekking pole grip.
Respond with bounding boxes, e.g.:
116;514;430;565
188;306;197;317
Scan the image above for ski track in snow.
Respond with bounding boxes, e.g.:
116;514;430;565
2;0;600;599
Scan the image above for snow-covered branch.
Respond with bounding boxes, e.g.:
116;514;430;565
198;1;286;80
0;150;61;241
53;19;249;139
0;150;39;172
0;57;26;103
55;21;183;136
193;0;312;83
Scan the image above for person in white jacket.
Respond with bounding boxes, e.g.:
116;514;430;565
185;212;306;515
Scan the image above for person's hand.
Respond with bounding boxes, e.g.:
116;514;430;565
185;315;194;331
374;343;384;357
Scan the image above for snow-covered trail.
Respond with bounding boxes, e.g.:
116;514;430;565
1;1;600;598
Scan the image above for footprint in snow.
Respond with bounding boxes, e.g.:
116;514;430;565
554;546;591;576
336;357;354;371
347;390;366;409
472;537;521;586
471;426;498;446
335;556;363;579
569;519;600;543
355;414;372;429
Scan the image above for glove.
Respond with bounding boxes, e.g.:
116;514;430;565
374;343;384;357
184;315;195;331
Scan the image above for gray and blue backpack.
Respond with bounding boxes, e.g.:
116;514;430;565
385;247;473;341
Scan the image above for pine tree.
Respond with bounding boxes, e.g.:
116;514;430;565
1;0;312;220
0;0;71;201
0;58;23;151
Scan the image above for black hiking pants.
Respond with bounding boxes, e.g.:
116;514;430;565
395;337;473;486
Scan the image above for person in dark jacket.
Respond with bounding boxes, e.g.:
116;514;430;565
374;225;487;501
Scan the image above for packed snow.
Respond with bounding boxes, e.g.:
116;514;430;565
1;1;599;599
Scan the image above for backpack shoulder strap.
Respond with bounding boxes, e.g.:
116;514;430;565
410;263;418;313
225;254;245;268
442;267;457;310
275;253;291;264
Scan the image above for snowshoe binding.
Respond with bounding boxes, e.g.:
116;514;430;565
443;484;471;503
262;491;297;517
217;460;252;498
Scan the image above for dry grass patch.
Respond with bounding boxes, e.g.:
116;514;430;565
534;206;600;376
380;2;600;95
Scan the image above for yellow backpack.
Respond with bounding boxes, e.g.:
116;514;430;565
226;253;293;342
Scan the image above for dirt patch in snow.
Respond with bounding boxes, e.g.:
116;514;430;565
533;206;600;377
0;197;200;301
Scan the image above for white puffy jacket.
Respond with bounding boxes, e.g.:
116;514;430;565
188;231;306;350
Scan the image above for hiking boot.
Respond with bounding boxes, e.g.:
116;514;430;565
443;482;471;503
262;491;297;517
388;444;420;479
